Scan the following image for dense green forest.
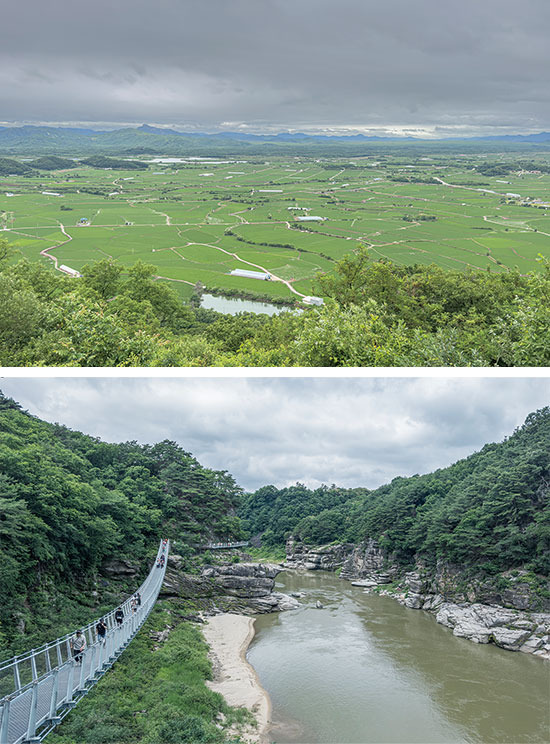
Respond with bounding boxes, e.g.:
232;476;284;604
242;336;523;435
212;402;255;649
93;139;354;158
79;155;149;170
2;394;549;657
2;240;550;366
0;157;33;176
0;155;143;176
1;396;549;741
241;409;550;576
240;484;367;547
0;393;243;654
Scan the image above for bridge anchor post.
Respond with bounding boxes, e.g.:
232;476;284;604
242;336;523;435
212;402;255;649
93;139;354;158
0;698;11;744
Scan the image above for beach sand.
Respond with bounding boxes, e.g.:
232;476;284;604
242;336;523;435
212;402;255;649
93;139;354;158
202;613;271;744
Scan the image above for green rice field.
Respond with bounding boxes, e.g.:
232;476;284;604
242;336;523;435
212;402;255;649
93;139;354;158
2;154;549;303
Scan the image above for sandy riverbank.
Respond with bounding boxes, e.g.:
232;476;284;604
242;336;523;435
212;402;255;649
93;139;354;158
202;613;271;744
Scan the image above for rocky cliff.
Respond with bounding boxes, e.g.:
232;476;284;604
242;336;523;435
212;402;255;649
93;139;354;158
285;537;550;659
161;556;299;615
382;570;550;659
284;538;354;571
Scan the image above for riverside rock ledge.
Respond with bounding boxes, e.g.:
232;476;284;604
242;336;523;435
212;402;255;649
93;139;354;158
284;538;550;659
162;557;299;615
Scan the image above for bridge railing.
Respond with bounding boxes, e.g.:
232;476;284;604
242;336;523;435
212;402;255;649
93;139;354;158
0;540;169;744
200;541;249;550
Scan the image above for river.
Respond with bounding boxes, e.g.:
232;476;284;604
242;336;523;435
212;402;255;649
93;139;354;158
248;571;549;744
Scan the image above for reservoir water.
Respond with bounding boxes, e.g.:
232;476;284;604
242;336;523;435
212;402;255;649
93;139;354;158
248;571;550;743
200;293;294;316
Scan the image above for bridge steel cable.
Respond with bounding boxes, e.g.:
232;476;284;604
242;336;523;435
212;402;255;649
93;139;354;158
0;540;170;744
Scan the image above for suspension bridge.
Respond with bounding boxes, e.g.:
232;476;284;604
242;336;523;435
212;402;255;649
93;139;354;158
0;540;169;744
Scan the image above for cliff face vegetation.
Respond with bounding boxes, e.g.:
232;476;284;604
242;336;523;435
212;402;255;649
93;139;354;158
2;241;550;367
2;395;549;656
241;409;550;580
0;393;244;654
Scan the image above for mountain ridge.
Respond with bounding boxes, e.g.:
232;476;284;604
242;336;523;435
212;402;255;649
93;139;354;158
0;123;549;155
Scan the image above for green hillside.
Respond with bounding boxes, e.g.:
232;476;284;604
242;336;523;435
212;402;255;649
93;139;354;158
0;393;243;654
241;408;550;575
30;156;79;171
1;242;550;367
0;157;33;176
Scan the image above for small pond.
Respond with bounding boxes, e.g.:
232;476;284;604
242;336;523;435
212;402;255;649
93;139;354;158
200;293;298;316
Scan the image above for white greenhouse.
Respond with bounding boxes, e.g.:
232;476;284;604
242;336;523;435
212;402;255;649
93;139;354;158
230;269;271;281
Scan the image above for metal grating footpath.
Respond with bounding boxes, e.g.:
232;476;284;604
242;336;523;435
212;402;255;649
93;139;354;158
0;540;169;744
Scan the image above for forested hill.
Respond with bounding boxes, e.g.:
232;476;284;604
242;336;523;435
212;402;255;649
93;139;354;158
0;393;243;652
3;241;550;368
240;484;369;547
241;409;550;575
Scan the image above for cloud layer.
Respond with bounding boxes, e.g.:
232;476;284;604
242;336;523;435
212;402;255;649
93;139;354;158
1;377;548;491
2;0;549;134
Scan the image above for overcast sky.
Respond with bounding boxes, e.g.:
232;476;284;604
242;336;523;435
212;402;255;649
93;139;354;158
1;0;549;136
1;377;548;492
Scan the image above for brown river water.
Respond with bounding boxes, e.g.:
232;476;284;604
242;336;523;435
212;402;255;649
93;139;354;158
248;570;550;744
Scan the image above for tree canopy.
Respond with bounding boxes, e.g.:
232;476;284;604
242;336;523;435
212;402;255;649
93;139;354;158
2;241;550;366
0;393;243;649
241;409;550;575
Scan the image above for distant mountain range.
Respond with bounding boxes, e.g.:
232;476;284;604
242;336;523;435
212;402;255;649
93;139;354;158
0;123;549;155
136;124;550;143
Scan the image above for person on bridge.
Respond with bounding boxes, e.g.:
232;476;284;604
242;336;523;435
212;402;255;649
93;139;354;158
96;618;107;645
136;591;141;606
70;630;87;664
114;608;124;626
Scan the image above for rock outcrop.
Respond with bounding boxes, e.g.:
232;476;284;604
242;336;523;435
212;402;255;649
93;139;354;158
340;539;389;580
162;557;299;615
100;558;139;577
365;571;550;660
284;538;354;571
284;536;550;660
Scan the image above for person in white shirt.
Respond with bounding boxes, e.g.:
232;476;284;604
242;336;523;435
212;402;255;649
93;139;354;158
70;630;87;664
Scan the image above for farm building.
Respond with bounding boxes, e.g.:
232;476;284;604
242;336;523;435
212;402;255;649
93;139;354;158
59;265;81;277
296;215;325;222
230;269;271;281
302;296;324;306
258;189;283;193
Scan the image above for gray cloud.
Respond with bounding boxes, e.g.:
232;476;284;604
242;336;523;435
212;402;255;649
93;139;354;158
0;377;548;491
1;0;549;133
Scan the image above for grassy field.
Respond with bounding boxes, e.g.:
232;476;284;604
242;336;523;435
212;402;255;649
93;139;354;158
2;153;549;303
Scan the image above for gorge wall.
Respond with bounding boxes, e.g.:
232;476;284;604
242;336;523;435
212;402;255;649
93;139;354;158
161;555;299;616
285;537;550;660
